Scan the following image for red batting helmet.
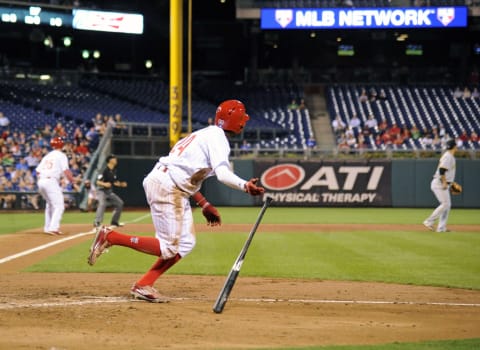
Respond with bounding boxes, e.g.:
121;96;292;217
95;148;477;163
214;100;250;134
50;137;64;150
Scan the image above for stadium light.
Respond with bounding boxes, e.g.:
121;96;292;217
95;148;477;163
43;35;53;48
81;49;90;59
145;59;153;69
93;50;101;59
63;36;72;47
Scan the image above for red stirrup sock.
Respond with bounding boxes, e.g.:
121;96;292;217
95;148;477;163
136;254;181;286
107;231;161;256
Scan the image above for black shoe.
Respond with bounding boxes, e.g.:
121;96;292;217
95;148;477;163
110;222;124;227
94;222;101;228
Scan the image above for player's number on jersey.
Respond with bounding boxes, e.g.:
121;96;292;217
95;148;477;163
170;134;196;157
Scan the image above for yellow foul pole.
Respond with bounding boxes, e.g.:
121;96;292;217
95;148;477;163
170;0;183;148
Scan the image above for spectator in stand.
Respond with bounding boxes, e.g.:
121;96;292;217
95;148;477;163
41;124;52;139
356;134;368;151
358;88;369;103
369;88;378;102
401;125;411;140
332;115;346;136
361;125;371;138
24;150;40;172
348;114;362;131
410;124;421;140
0;181;16;209
307;135;316;149
0;111;10;130
85;126;100;151
459;129;469;143
53;122;67;138
298;99;306;110
456;137;464;149
380;130;393;146
93;113;106;135
393;133;405;146
378;89;387;100
463;87;471;99
388;122;401;138
114;113;128;134
472;87;480;99
453;87;463;99
84;179;98;212
346;133;357;149
431;129;441;148
337;133;350;153
378;119;388;134
420;132;433;148
365;114;378;133
74;140;91;156
73;127;84;144
470;131;479;143
287;99;299;110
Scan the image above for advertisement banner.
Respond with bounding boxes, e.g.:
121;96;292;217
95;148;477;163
256;161;391;207
260;7;468;30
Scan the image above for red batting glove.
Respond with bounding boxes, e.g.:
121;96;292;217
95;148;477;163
202;203;221;226
192;192;221;226
244;178;265;196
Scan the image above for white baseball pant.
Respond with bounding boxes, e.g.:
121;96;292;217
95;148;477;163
37;178;65;232
425;178;451;232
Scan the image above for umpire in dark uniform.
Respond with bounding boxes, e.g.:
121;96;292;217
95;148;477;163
94;155;127;228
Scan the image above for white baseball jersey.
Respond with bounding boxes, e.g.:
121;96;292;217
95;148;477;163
36;150;69;181
148;125;246;194
433;151;456;183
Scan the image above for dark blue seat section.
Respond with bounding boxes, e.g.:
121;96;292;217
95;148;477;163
1;77;313;149
326;84;480;150
192;79;313;149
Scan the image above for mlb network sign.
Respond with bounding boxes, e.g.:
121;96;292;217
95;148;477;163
260;7;467;29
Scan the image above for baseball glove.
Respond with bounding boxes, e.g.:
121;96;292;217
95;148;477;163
450;182;462;195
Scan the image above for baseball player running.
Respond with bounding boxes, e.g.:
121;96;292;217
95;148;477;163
423;139;458;233
88;100;265;302
36;137;76;235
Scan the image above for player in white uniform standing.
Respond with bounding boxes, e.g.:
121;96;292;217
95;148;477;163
36;137;76;235
423;139;458;233
88;100;265;302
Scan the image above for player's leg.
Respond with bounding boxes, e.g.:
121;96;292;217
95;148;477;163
108;192;124;226
437;192;451;232
47;183;65;232
134;191;195;286
425;181;449;229
37;181;52;232
94;191;107;226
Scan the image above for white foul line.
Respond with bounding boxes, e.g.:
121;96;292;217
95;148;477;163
0;214;151;265
0;230;95;265
0;296;479;310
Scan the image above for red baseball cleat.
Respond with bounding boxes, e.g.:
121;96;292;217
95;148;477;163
87;226;112;266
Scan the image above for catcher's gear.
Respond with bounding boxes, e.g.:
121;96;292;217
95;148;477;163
215;100;250;134
50;136;64;150
450;182;462;195
244;178;265;196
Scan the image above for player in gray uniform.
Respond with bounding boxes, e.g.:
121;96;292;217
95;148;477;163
423;139;458;232
87;100;265;302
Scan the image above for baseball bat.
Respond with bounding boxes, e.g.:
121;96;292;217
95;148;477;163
212;196;273;314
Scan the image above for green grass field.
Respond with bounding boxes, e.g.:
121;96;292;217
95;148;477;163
1;207;479;350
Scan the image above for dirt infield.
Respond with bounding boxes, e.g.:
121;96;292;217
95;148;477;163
1;223;479;350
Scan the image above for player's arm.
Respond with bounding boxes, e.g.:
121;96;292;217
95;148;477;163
192;192;221;226
113;180;128;188
63;169;75;184
215;164;264;196
438;167;448;189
